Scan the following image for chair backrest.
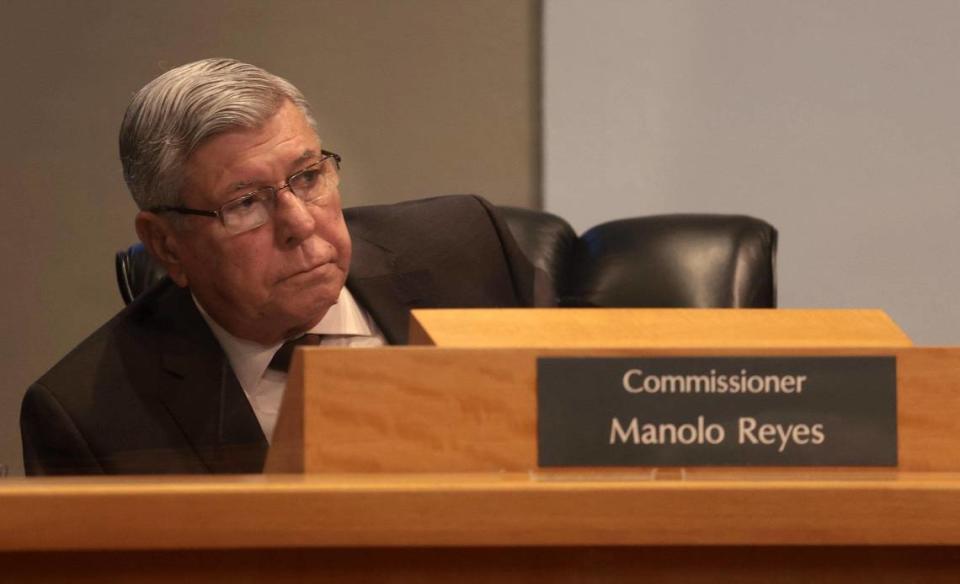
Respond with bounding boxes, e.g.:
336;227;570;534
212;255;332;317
566;214;777;308
497;206;578;303
116;242;168;306
115;207;777;308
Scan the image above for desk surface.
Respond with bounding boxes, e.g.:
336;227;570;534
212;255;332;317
4;470;960;550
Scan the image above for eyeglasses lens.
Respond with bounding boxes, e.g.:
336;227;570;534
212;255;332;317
221;192;272;234
290;158;338;203
219;156;339;234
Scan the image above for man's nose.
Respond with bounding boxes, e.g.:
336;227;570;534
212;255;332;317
273;190;316;246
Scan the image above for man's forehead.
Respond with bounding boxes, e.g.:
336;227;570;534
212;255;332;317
224;148;322;191
183;103;322;199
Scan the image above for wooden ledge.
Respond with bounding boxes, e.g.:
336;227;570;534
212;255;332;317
5;471;960;550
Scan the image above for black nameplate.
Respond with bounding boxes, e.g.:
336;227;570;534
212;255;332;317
537;357;897;467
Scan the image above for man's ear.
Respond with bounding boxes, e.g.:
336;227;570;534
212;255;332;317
135;211;190;287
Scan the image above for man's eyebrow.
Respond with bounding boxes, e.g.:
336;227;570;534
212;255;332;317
220;150;320;194
293;149;319;166
226;180;256;193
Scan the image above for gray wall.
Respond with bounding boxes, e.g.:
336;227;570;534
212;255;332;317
0;0;540;475
545;0;959;344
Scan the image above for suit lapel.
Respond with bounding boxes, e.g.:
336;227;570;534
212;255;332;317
154;285;267;473
142;233;430;471
347;234;437;345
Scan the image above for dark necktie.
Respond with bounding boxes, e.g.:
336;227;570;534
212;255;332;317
268;333;323;372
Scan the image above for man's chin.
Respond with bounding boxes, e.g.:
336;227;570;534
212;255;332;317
277;298;338;337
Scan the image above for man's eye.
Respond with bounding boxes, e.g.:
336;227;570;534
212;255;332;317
228;195;263;215
297;169;321;187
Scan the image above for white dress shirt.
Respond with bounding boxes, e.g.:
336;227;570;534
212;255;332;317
194;288;385;443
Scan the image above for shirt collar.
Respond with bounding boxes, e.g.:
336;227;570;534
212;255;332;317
193;287;373;391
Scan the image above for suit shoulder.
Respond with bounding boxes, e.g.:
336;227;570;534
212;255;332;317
344;195;535;307
31;279;181;402
344;195;500;246
345;194;491;223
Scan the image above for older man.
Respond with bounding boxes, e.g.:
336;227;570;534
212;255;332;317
21;59;536;475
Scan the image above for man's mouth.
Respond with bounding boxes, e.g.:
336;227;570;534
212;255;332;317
281;262;336;283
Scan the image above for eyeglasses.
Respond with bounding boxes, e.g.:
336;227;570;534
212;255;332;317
150;150;342;234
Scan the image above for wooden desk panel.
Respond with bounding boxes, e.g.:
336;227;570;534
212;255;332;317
4;546;960;583
269;347;960;473
4;472;960;550
408;308;914;348
4;473;960;582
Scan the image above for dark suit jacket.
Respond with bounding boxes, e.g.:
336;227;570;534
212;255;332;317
21;195;536;475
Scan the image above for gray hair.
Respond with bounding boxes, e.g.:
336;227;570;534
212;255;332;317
119;58;317;210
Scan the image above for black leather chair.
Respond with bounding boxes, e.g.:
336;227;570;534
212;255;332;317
116;207;777;308
498;207;776;308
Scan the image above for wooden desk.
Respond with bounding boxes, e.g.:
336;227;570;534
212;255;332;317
3;472;960;582
8;311;956;581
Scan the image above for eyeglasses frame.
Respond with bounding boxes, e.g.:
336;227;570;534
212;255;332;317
148;150;342;227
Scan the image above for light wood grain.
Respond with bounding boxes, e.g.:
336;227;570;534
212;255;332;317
265;352;305;473
267;347;960;474
408;308;913;348
6;472;960;581
5;472;960;551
